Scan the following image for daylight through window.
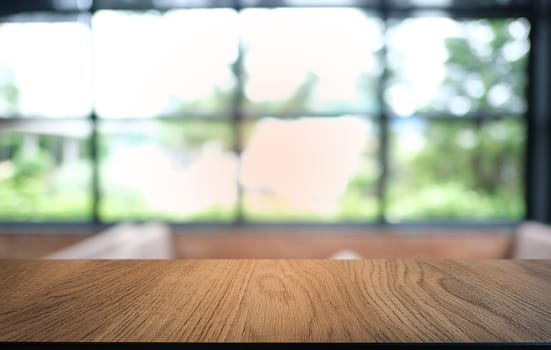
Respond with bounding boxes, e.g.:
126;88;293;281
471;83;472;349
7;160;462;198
0;1;531;224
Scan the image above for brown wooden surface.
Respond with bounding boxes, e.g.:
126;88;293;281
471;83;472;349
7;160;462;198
0;259;549;342
0;228;513;259
172;230;513;259
0;234;88;259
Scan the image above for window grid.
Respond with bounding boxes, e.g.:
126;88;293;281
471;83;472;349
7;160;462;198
0;0;535;226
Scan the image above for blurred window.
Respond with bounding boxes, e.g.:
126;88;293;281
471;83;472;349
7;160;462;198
240;116;379;222
385;18;529;221
99;120;237;221
241;8;382;115
0;17;93;118
93;9;238;118
0;1;532;224
0;123;93;221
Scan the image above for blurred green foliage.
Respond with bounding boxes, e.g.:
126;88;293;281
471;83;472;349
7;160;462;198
0;134;92;220
387;119;524;221
385;19;527;221
431;19;528;115
0;17;528;223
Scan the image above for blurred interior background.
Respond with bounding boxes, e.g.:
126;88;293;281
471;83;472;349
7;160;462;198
0;0;550;259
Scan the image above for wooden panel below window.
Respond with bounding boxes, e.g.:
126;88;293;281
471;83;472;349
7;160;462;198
0;227;514;259
172;228;514;259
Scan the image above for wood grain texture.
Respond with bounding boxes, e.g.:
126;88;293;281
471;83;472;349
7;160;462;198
0;259;549;342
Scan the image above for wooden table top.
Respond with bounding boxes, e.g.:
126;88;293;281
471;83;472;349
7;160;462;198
0;259;549;343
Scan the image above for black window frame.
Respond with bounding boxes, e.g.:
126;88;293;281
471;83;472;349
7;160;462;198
0;0;549;232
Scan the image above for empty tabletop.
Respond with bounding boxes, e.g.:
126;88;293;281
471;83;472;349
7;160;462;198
0;259;549;343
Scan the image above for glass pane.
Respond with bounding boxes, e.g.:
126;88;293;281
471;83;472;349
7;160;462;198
0;1;90;13
387;118;524;221
386;18;529;117
242;8;382;115
0;19;93;118
99;120;237;221
242;0;379;6
389;0;531;8
94;0;154;10
240;116;378;221
0;124;92;220
93;9;238;118
95;0;234;9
